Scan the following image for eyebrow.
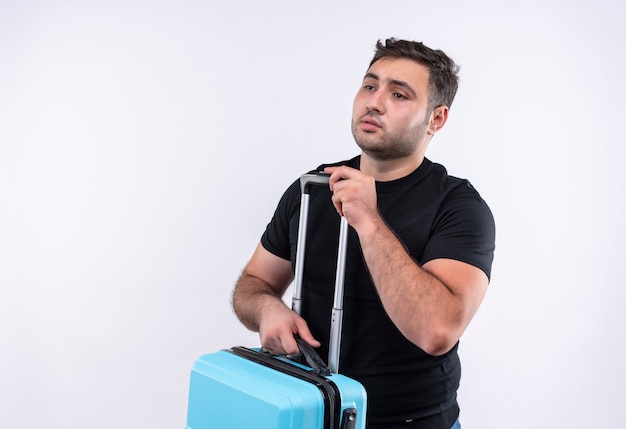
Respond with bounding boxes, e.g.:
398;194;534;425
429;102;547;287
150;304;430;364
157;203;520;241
363;72;417;98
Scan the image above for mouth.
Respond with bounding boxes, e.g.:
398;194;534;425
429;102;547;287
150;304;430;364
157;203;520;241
360;115;382;132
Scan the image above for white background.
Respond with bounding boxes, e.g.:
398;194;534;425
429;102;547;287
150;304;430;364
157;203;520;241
1;1;625;428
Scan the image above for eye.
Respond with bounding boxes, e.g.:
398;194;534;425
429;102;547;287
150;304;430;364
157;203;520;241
363;84;376;91
393;92;408;100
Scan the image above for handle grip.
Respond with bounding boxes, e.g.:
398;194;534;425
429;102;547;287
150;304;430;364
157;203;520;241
294;336;331;376
299;172;330;194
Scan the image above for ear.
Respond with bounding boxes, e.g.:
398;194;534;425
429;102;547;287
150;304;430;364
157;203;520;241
427;105;449;135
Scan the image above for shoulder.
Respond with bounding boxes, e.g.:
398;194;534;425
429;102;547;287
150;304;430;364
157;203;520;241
435;169;495;240
426;160;491;210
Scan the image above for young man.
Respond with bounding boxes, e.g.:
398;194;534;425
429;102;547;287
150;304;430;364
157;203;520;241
232;38;496;429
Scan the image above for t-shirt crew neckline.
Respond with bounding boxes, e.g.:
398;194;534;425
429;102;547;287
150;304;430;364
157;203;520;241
349;155;434;194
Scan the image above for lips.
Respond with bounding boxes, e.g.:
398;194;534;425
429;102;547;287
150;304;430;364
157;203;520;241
360;115;382;131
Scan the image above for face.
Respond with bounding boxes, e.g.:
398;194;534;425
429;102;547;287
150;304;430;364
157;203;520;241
351;57;433;161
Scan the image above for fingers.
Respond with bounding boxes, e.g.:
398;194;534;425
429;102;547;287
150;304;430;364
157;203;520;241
261;335;294;356
262;333;318;356
323;165;356;191
330;193;345;217
295;318;321;349
260;312;320;355
324;166;353;216
280;333;300;356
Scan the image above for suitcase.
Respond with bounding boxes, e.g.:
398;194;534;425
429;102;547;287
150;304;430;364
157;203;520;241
185;173;367;429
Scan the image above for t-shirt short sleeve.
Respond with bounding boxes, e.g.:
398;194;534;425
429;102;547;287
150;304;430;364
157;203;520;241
260;178;300;262
421;181;496;279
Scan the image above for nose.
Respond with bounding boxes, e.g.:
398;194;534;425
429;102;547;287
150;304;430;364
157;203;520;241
366;90;384;114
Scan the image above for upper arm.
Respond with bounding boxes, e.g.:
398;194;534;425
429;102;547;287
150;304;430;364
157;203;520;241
243;243;294;297
421;258;489;327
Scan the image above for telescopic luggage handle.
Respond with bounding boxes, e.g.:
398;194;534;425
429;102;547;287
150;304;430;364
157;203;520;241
292;172;349;374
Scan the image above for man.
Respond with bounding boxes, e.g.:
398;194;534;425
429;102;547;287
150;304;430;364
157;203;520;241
232;38;495;429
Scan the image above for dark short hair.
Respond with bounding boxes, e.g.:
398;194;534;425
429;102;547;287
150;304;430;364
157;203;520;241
369;38;460;111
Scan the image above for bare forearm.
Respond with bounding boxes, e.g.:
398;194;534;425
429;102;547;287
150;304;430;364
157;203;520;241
232;273;287;332
232;269;320;355
357;219;463;355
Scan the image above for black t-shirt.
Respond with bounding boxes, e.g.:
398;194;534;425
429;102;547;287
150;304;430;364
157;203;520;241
261;156;495;427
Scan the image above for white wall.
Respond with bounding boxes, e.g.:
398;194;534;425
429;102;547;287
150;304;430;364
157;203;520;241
1;1;624;428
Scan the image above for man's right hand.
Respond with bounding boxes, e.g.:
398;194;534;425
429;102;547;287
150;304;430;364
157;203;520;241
258;299;321;355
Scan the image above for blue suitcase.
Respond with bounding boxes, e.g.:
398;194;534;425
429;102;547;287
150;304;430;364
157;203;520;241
186;173;367;429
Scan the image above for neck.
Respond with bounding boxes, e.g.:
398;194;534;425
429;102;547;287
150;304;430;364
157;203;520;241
359;152;425;182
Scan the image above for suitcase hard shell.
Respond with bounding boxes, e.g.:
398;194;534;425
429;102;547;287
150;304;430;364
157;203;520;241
186;348;366;429
186;173;367;429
